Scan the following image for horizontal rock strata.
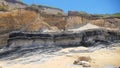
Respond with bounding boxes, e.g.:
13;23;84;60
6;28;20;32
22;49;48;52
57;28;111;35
7;29;120;48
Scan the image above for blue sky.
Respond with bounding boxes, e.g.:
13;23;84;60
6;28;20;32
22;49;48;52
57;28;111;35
22;0;120;14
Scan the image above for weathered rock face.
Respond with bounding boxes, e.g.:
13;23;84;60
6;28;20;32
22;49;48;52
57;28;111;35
41;14;66;30
41;14;89;30
26;4;64;15
65;16;89;29
38;5;64;15
0;10;51;46
41;11;120;31
0;0;27;10
90;18;120;29
0;10;46;33
1;29;120;63
7;29;120;49
0;0;120;47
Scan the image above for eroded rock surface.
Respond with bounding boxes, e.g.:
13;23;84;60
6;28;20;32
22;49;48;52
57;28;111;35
7;29;120;48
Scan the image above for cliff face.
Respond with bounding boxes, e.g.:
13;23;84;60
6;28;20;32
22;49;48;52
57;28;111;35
0;10;50;46
7;29;120;48
25;4;64;15
0;0;27;10
90;18;120;29
0;1;120;46
0;10;120;46
0;2;120;61
40;11;90;30
1;0;119;30
0;29;117;58
41;11;120;30
0;10;44;33
65;16;89;29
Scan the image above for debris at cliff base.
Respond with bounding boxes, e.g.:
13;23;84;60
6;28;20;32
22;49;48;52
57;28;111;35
73;56;91;67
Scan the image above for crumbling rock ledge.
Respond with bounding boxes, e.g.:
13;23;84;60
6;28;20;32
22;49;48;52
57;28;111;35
7;28;120;48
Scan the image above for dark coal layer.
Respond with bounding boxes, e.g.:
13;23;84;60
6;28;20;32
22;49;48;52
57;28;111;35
0;29;120;64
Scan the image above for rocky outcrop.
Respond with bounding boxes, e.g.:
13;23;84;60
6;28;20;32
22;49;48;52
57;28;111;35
0;0;120;47
41;11;120;30
65;16;88;29
7;29;120;48
0;0;27;10
90;18;120;29
41;14;66;30
0;10;51;46
73;56;91;67
0;28;117;60
0;10;44;33
26;4;64;15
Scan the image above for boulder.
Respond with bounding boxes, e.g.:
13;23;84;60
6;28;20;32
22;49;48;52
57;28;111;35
73;56;91;67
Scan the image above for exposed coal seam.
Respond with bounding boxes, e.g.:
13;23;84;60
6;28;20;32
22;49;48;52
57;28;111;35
0;29;120;60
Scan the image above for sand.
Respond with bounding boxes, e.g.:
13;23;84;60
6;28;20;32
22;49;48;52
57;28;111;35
68;23;119;33
0;47;120;68
68;23;101;32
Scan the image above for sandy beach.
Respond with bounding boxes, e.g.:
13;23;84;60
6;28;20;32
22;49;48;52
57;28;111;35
0;46;120;68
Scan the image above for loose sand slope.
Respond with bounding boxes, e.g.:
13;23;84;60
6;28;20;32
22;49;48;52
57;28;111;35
68;23;101;32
